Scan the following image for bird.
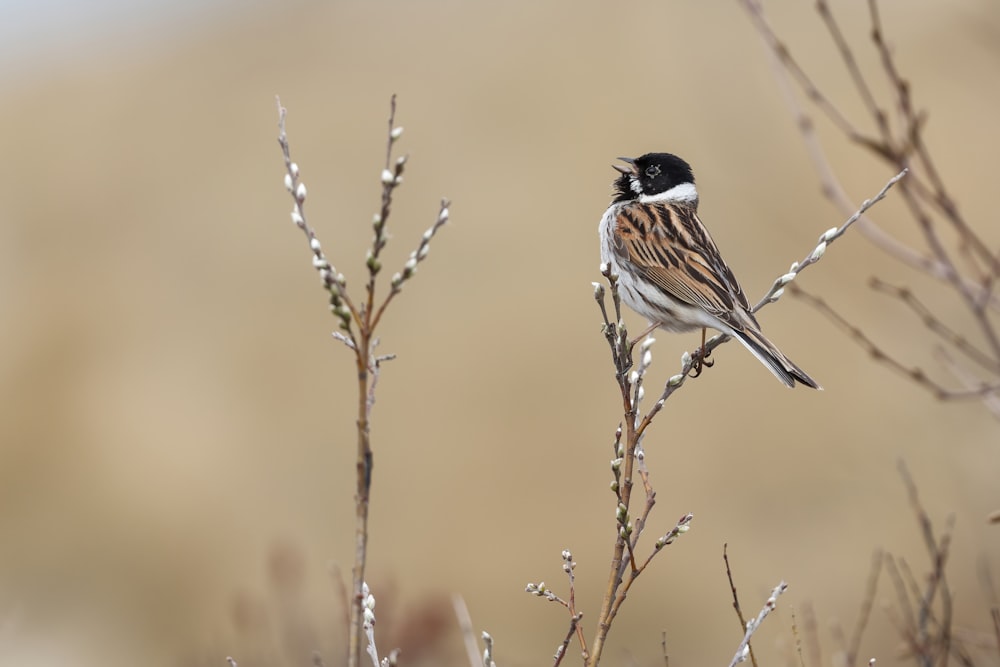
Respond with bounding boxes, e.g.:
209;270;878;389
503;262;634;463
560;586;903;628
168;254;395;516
598;152;820;389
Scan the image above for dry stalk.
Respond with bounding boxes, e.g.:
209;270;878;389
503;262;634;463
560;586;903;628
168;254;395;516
739;0;1000;416
276;95;449;667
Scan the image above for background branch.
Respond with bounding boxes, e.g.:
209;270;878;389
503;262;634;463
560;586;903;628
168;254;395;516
739;0;1000;416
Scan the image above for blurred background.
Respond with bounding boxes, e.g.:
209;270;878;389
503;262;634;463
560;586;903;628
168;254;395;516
1;0;998;665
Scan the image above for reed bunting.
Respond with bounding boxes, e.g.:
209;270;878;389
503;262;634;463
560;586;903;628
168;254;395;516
598;152;820;389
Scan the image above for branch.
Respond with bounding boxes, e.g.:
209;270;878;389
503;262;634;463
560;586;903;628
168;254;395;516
728;582;789;667
790;283;1000;403
453;595;484;667
275;96;450;667
738;0;1000;311
723;545;757;667
657;169;905;396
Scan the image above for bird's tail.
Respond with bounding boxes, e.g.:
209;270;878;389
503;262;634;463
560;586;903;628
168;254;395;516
732;326;821;389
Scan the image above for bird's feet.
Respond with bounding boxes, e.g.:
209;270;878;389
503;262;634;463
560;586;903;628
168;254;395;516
689;328;715;378
690;349;714;377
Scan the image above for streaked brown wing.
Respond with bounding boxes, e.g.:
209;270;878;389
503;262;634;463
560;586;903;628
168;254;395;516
612;201;753;323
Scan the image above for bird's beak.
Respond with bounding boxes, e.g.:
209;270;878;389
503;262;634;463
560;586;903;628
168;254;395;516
613;157;636;175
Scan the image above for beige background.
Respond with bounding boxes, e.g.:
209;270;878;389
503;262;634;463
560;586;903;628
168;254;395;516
1;1;998;665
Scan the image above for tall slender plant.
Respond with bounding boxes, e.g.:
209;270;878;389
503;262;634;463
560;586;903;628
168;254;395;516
276;95;450;667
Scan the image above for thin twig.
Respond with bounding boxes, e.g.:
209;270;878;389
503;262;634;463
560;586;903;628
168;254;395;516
553;615;583;667
723;545;757;667
753;170;908;311
452;594;482;667
870;279;1000;374
728;582;789;667
981;544;1000;664
815;0;888;136
526;552;592;660
936;347;1000;420
482;632;496;667
740;0;872;145
991;608;1000;660
562;550;589;660
801;603;824;667
370;199;450;332
899;461;957;667
789;284;1000;402
790;609;808;667
276;99;358;332
328;561;352;660
847;550;884;667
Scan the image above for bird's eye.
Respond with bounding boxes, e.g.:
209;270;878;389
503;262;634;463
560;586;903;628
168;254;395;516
644;165;661;178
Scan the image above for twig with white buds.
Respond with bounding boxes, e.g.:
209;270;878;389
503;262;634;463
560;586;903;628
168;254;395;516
525;581;568;607
277;99;355;332
553;613;583;667
276;95;450;667
642;168;905;397
753;169;907;310
482;631;497;667
590;270;698;667
362;582;381;667
377;199;450;329
526;550;591;663
728;582;789;667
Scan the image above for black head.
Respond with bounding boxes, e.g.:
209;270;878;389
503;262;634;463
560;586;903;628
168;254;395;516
612;152;696;202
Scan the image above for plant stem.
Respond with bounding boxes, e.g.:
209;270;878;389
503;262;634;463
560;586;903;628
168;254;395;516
590;383;638;667
349;330;373;667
